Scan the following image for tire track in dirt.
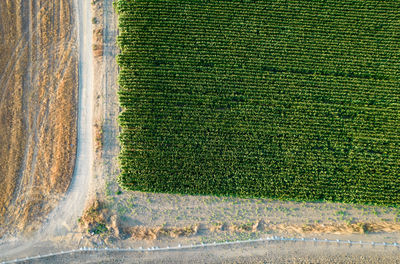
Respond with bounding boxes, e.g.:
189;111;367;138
11;0;35;213
0;3;47;97
6;1;78;229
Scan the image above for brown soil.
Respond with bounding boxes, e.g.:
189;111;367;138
0;0;78;237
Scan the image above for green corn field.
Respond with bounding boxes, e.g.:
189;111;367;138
115;0;400;205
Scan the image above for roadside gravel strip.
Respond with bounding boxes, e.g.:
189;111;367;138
39;0;94;237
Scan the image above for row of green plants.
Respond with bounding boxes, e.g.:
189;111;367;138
115;0;400;205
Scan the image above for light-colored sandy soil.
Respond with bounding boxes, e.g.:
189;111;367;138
0;0;78;237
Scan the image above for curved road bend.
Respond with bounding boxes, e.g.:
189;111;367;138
38;0;94;237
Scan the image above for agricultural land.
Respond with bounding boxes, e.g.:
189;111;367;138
116;0;400;205
2;0;400;263
0;0;78;237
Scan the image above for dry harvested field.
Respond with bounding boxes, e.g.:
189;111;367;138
0;0;77;237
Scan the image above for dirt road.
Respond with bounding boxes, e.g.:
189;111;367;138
38;0;94;237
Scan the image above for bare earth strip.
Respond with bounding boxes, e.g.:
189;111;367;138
0;1;26;234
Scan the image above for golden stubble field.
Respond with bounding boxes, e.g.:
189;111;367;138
0;0;77;237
